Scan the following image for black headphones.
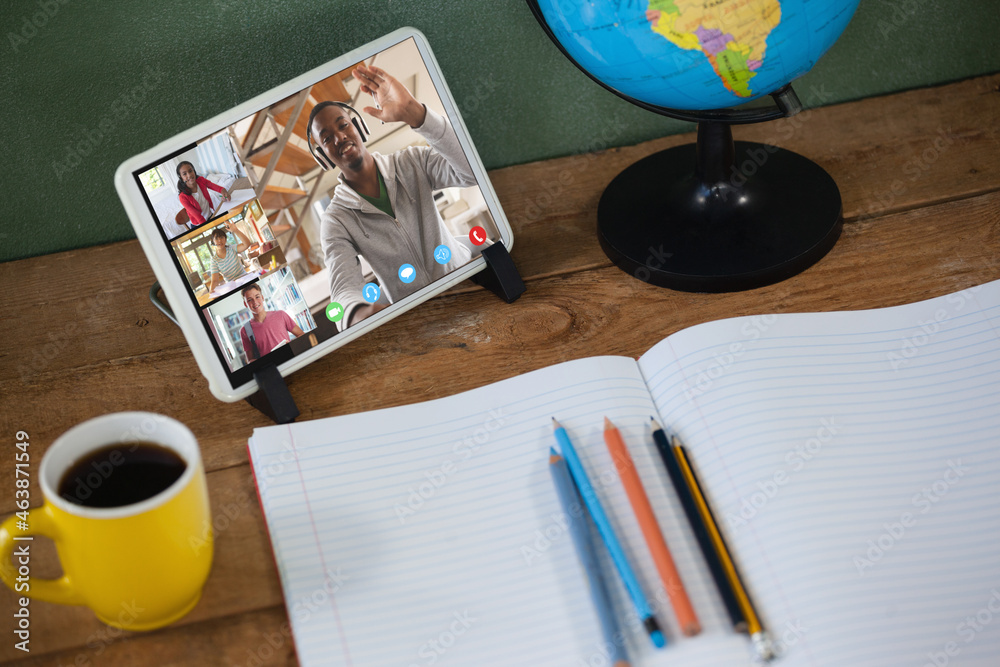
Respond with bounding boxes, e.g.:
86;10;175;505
307;101;371;171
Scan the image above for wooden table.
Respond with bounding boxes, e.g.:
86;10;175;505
2;74;998;666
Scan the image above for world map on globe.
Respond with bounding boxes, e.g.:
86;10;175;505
534;0;860;111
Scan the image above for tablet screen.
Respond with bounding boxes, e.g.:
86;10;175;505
129;35;502;388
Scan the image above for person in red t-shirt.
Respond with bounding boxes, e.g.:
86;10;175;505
177;161;230;226
239;284;304;362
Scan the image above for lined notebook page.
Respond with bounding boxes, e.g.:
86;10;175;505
249;356;753;666
640;280;1000;666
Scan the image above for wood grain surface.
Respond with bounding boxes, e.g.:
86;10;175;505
0;73;998;666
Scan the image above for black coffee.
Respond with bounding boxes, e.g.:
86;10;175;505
57;442;187;508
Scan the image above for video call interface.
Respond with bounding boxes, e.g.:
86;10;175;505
132;37;500;385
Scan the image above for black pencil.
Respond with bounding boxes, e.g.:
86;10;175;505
650;418;746;631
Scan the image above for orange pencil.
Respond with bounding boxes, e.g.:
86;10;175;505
604;417;701;637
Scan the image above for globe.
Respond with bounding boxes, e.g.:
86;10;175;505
526;0;861;292
530;0;860;112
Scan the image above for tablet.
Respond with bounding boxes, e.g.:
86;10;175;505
115;27;513;402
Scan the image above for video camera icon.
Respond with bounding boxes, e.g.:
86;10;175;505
325;302;344;323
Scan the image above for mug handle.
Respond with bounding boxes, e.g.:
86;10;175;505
0;505;84;605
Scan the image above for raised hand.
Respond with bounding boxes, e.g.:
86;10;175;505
352;64;427;128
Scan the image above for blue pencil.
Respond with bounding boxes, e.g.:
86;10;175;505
551;418;666;648
549;449;631;667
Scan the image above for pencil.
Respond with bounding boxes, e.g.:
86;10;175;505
552;418;666;649
604;418;701;637
650;419;745;631
663;423;775;661
549;449;631;667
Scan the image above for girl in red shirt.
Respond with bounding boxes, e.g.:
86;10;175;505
177;161;230;226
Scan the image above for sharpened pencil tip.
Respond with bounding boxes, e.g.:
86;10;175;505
644;617;666;648
752;631;775;661
604;416;614;430
650;416;663;431
551;417;561;429
549;447;561;463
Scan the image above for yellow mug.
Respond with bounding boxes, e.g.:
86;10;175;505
0;412;213;631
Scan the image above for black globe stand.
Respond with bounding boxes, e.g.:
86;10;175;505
524;0;845;293
598;120;843;292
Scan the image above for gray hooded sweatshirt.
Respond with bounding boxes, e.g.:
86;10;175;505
319;108;475;330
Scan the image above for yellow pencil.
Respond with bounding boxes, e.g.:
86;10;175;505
673;439;774;660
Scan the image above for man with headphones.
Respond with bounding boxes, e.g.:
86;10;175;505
308;64;475;330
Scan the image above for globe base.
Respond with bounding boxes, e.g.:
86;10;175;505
598;126;842;292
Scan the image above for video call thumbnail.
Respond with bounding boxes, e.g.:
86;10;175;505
135;36;502;379
169;198;287;307
203;268;317;372
138;134;256;241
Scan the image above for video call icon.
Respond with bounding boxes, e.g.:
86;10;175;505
325;302;345;323
362;283;381;303
433;245;452;265
398;264;416;284
469;226;487;246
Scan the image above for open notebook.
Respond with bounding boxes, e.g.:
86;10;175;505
248;280;1000;666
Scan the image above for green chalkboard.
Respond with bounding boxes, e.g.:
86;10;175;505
1;0;997;262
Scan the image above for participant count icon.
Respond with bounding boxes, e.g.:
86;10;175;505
433;245;451;265
398;264;416;284
362;282;381;303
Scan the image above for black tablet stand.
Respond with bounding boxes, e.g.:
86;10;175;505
470;243;526;303
246;363;300;424
147;244;523;423
148;282;300;423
